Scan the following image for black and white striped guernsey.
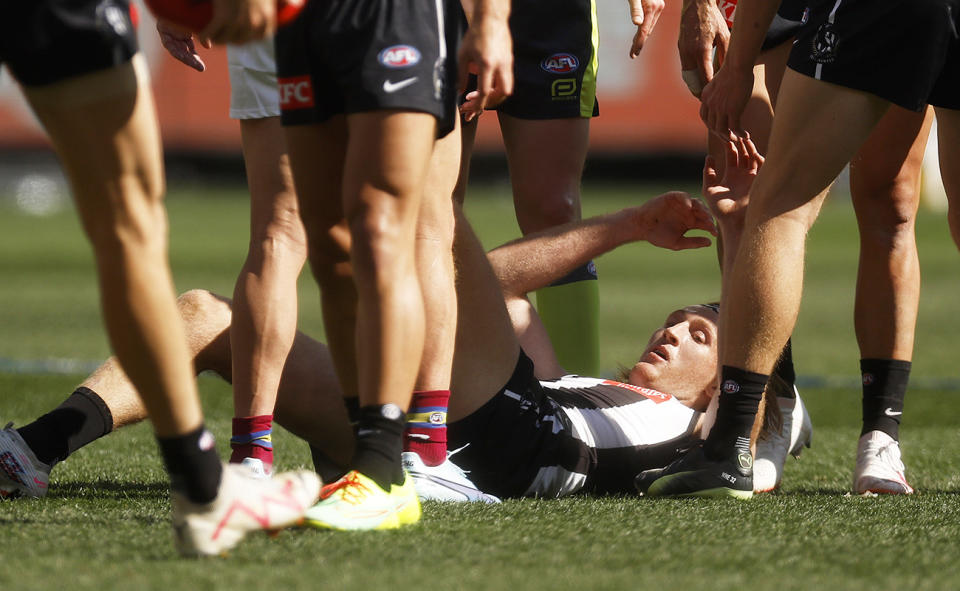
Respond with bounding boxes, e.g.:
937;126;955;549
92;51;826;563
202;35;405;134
448;353;701;499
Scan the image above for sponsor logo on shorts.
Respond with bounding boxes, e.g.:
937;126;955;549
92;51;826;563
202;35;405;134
722;380;740;394
541;53;580;74
810;23;839;64
278;76;315;109
379;45;421;69
550;78;578;101
383;77;418;93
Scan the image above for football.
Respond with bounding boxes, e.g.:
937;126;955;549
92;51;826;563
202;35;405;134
144;0;306;34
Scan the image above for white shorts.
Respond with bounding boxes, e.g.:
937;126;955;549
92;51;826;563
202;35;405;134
227;38;280;120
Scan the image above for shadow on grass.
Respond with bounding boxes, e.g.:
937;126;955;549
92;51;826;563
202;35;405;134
49;480;169;501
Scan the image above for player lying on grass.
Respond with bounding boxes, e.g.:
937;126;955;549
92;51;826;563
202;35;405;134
0;143;808;499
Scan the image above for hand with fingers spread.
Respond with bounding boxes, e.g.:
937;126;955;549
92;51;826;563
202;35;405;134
628;0;665;58
702;137;764;229
201;0;275;45
628;191;717;251
157;20;210;72
677;0;729;96
458;0;513;119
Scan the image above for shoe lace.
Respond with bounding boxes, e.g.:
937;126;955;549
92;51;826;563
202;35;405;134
875;442;906;472
320;472;371;505
445;444;472;477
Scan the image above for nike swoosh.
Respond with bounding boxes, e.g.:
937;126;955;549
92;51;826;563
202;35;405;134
884;408;903;417
383;77;418;93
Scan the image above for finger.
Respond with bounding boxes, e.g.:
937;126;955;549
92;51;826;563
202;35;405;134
496;64;514;98
674;236;713;250
629;0;644;25
745;138;765;170
699;47;715;86
726;139;739;171
702;155;719;189
631;30;644;58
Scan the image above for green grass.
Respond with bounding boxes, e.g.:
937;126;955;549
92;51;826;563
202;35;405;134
1;183;960;589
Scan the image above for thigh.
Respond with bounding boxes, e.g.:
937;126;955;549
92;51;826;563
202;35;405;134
342;110;437;226
283;119;350;261
24;56;164;225
850;106;932;216
748;68;890;223
239;117;302;239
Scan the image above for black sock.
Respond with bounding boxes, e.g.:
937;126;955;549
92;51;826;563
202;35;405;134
17;387;113;466
157;425;222;504
772;339;797;397
310;443;347;483
352;404;405;490
705;366;768;461
861;358;911;440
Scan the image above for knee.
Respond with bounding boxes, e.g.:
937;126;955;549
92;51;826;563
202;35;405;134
249;206;308;268
176;289;231;331
853;178;919;249
346;198;410;272
80;171;166;253
515;187;580;233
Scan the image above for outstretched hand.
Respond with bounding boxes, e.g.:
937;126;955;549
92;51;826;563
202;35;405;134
628;0;665;58
157;20;210;72
702;137;763;224
459;12;514;122
632;191;717;251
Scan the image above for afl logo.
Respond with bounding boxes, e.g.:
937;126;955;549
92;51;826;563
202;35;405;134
428;412;445;425
722;380;740;394
862;373;875;386
379;45;421;69
541;53;579;74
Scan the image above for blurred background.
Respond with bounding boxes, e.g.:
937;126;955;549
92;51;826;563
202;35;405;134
0;1;954;387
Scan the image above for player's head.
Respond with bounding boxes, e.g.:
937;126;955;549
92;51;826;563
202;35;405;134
626;304;719;411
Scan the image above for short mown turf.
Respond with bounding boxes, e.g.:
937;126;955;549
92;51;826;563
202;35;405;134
1;184;959;589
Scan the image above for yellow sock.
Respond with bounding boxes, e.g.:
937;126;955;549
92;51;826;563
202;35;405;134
535;262;600;376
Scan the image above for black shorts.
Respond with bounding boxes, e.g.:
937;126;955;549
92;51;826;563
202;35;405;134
761;0;808;51
787;0;960;112
447;352;588;498
275;0;462;137
0;0;138;87
494;0;599;119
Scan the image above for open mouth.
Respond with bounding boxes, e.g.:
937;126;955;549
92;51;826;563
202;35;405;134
647;346;669;362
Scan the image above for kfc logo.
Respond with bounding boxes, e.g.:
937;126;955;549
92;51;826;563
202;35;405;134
278;76;315;109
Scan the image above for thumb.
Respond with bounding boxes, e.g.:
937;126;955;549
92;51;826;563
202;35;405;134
629;0;644;25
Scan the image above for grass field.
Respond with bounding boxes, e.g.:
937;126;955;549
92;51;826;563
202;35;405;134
1;181;959;589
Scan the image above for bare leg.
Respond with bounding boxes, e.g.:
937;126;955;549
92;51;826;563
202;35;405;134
284;120;358;400
24;57;200;438
499;114;598;375
343;111;435;411
231;117;307;419
850;107;930;362
934;107;960;250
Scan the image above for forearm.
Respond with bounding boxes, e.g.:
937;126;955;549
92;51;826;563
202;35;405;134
487;210;635;298
724;0;779;71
